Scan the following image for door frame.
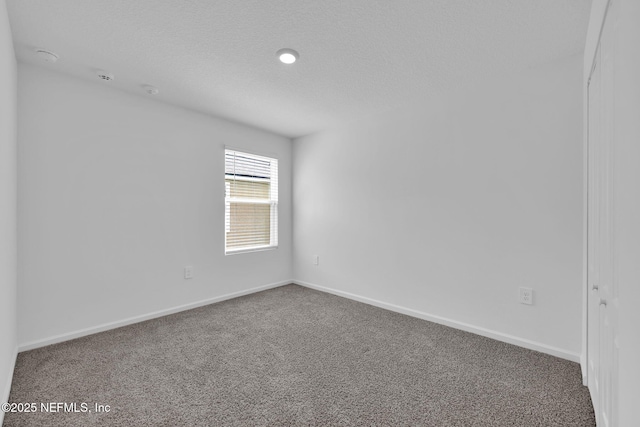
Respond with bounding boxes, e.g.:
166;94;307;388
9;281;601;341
584;0;612;388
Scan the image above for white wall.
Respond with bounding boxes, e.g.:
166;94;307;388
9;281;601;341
0;0;17;420
18;64;292;348
293;55;583;360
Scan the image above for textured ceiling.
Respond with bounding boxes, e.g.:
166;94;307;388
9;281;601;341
7;0;591;137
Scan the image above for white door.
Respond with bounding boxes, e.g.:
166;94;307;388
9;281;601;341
587;1;619;425
587;47;601;417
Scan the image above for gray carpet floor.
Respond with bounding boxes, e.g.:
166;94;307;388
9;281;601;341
4;284;595;426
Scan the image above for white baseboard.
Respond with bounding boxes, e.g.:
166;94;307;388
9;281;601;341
18;279;581;364
18;280;291;352
1;345;18;425
294;279;581;363
581;352;588;386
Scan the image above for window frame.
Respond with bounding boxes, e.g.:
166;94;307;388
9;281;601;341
224;148;279;255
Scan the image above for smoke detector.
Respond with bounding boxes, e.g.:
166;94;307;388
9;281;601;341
143;85;159;95
35;49;59;63
97;70;114;82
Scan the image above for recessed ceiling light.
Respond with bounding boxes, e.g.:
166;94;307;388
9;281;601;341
35;49;59;63
277;48;299;65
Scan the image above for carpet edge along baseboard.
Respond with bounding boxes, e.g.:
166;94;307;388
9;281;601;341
19;278;580;364
293;279;580;363
17;280;291;352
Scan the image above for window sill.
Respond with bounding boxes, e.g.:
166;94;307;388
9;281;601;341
225;245;278;256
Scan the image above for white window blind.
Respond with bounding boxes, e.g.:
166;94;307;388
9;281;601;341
225;149;278;254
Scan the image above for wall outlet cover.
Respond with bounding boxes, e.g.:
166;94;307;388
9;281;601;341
519;287;533;305
184;266;194;279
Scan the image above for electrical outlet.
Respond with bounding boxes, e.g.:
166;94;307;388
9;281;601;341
184;266;194;279
519;287;533;305
313;255;319;266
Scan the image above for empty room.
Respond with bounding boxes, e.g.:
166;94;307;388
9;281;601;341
1;0;638;426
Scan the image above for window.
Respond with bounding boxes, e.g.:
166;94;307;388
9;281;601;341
225;149;278;254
